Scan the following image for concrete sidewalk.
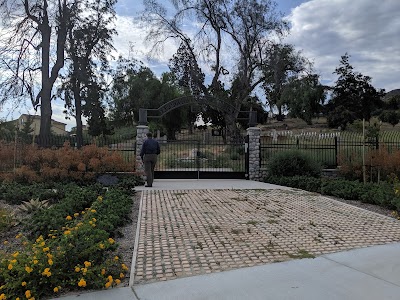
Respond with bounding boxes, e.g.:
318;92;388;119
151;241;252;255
57;242;400;300
135;179;292;191
55;180;400;300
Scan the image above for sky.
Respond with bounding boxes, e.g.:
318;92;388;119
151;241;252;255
1;0;399;130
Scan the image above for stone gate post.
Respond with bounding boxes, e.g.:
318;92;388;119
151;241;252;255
136;125;149;176
246;127;261;181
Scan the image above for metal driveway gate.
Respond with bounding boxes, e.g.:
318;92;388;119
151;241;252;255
155;137;248;179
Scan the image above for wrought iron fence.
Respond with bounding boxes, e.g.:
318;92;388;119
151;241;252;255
260;131;400;169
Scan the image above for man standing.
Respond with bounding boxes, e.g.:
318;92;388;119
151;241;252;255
140;132;160;187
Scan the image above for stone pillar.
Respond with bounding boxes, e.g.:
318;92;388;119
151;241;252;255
136;125;149;176
247;127;261;181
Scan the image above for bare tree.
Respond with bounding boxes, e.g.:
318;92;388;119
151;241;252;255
143;0;288;137
0;0;72;146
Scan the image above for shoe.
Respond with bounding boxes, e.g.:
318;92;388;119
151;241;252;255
145;185;152;187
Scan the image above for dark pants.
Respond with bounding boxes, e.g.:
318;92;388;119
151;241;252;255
143;154;157;186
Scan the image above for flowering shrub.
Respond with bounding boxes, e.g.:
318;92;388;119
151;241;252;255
0;142;134;183
0;188;133;299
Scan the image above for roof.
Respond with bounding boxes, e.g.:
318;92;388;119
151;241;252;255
19;114;67;126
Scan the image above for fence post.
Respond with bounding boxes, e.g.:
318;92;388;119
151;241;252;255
246;127;261;181
334;136;338;168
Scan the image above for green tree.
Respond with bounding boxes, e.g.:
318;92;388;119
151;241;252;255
327;54;384;129
379;111;400;127
110;62;187;139
282;74;326;125
59;0;116;146
262;43;309;118
110;63;164;126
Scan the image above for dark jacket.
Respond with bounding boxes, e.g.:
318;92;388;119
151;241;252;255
140;138;160;160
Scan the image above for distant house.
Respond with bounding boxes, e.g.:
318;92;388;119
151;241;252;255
6;114;68;135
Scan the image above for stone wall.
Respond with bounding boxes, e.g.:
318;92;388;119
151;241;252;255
246;127;261;181
135;125;149;175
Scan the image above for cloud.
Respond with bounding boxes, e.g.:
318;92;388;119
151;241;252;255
285;0;400;91
112;15;179;75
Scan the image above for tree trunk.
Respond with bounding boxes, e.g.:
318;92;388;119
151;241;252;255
73;81;84;149
38;19;52;148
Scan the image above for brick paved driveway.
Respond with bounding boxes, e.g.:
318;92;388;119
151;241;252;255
133;189;400;284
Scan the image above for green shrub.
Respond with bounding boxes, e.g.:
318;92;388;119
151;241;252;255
0;208;14;233
26;186;101;238
265;175;400;211
0;186;133;299
267;150;321;178
321;179;364;199
266;175;321;192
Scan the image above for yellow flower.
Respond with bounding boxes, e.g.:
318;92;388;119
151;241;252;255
25;266;33;273
81;268;87;275
39;242;45;247
7;264;12;270
66;215;72;220
99;243;105;249
81;211;85;215
78;278;87;287
97;196;103;201
92;218;96;222
36;236;43;243
75;267;81;272
41;268;52;277
53;287;59;293
48;259;53;266
25;290;31;298
115;279;121;285
114;256;119;261
74;213;79;217
121;264;129;271
84;261;91;268
16;233;23;239
23;241;28;245
12;251;19;258
120;273;125;279
33;260;38;265
89;221;93;225
11;259;17;264
3;241;8;245
108;238;115;244
47;253;53;259
101;268;106;275
64;230;71;235
0;293;6;300
107;275;113;283
21;281;27;286
43;247;50;252
105;281;111;288
92;224;96;227
90;209;96;213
